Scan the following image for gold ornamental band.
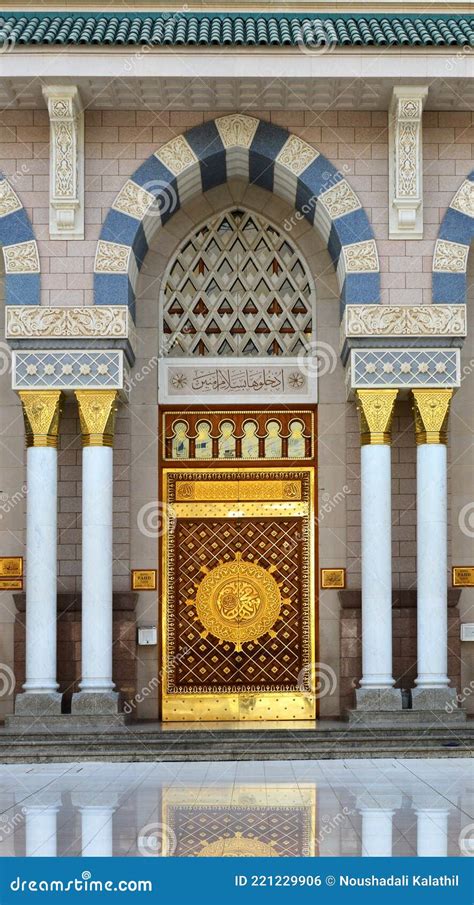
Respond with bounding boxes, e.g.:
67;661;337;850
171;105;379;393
75;390;118;447
355;389;398;446
18;390;63;448
412;389;453;445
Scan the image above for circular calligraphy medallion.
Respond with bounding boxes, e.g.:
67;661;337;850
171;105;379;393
194;553;282;650
197;833;278;857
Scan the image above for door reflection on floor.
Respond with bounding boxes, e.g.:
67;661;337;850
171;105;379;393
0;760;471;858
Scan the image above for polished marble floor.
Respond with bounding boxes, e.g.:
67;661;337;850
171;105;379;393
0;758;472;857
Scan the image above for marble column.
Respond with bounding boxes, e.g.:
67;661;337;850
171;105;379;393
72;792;118;856
412;390;457;711
71;390;120;716
416;808;449;857
15;391;63;716
24;801;60;857
355;390;400;711
357;793;402;857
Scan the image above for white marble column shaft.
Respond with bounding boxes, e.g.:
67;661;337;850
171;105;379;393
415;443;449;688
80;446;114;693
23;447;59;695
360;443;394;688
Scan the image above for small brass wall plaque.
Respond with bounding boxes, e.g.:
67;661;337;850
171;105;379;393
0;557;23;578
452;566;474;588
0;578;23;590
131;569;157;591
320;568;346;590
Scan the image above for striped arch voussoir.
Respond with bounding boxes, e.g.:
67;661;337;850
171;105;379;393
94;115;380;321
0;175;40;305
433;170;474;304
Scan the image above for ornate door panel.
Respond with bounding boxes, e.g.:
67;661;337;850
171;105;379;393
161;468;316;721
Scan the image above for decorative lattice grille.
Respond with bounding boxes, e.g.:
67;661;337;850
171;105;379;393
161;208;315;357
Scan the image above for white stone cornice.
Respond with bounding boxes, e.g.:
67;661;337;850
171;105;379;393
42;85;84;240
342;304;467;343
5;305;130;340
389;86;428;240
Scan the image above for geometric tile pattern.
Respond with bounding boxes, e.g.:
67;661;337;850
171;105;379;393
162;208;315;357
169;517;306;693
432;170;474;304
95;114;380;320
0;174;40;305
349;348;461;389
12;350;124;389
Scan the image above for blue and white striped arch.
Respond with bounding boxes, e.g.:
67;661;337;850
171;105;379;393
0;175;40;305
433;171;474;303
94;115;380;321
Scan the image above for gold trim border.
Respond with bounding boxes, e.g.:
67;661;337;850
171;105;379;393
161;466;316;722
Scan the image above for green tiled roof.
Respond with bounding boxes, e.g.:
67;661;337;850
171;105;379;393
0;12;473;48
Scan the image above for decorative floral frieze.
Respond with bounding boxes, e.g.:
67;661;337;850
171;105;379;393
13;350;124;390
3;240;40;273
94;240;131;274
342;240;379;273
215;114;259;149
0;178;22;218
343;304;467;339
112;180;155;221
433;239;469;273
6;306;130;339
450;179;474;219
318;179;361;220
389;86;428;239
349;348;460;389
276;135;319;176
155;136;197;176
42;85;84;239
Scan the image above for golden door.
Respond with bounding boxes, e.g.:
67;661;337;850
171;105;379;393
161;467;316;721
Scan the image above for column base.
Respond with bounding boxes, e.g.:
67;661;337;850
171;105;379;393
71;691;122;715
412;687;461;712
355;687;402;712
14;691;62;716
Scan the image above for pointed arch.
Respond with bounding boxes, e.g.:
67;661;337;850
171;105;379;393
432;171;474;304
94;115;380;321
0;174;40;305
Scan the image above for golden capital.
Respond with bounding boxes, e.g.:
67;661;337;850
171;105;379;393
75;390;118;447
18;390;63;448
412;389;453;445
355;390;398;446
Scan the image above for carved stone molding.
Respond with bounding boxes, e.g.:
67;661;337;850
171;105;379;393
12;350;125;390
389;86;428;240
6;306;130;340
42;85;84;239
342;304;467;341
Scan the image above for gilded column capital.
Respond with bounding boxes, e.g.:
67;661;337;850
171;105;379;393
355;389;398;446
75;390;118;447
18;390;63;448
412;389;453;445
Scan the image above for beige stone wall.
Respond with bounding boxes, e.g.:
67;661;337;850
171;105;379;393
0;106;472;719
